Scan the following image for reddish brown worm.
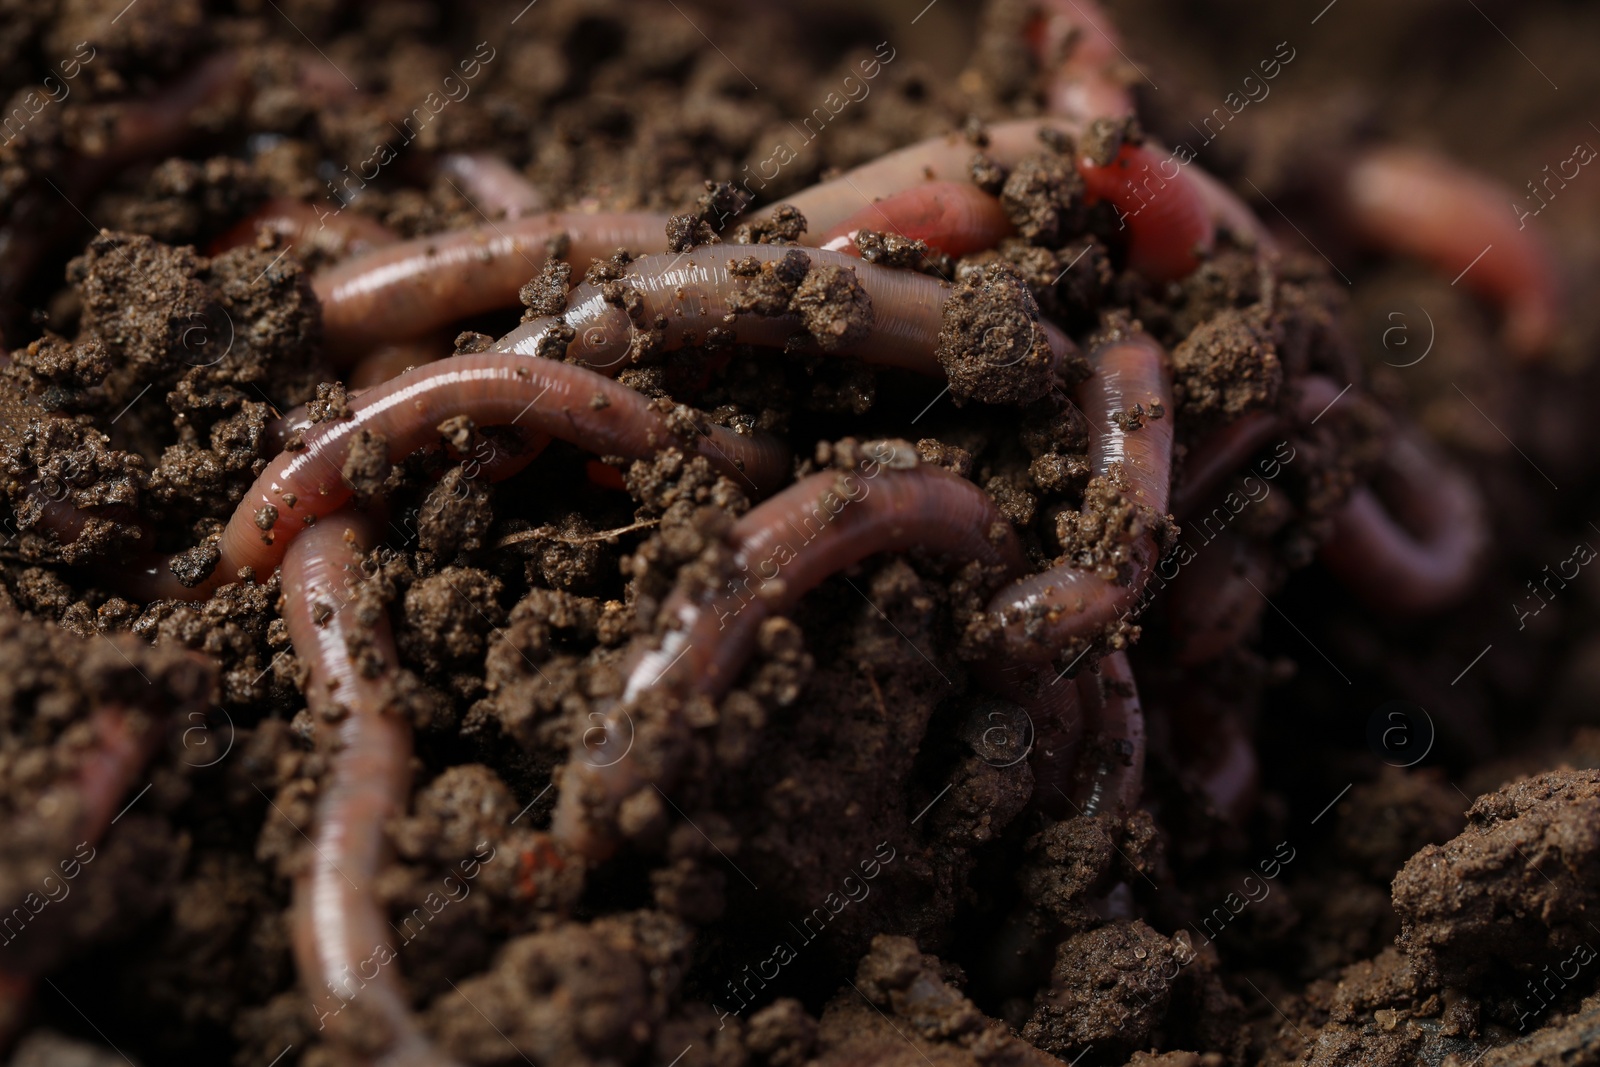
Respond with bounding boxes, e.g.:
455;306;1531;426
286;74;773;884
281;509;462;1067
489;244;1077;380
1165;530;1276;667
989;330;1175;662
1172;376;1342;519
1319;426;1488;614
554;337;1175;857
1079;143;1216;282
1344;146;1563;359
120;355;787;601
314;212;670;357
1074;651;1146;817
817;181;1014;260
550;459;1028;858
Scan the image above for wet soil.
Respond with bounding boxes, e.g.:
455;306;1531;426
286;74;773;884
0;1;1597;1065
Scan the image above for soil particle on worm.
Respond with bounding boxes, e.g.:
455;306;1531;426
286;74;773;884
936;262;1065;406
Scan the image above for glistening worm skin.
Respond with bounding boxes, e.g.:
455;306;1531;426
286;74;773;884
1343;146;1563;359
489;244;1075;381
989;331;1175;662
1079;143;1216;283
1318;427;1488;614
818;181;1014;260
1074;651;1146;817
551;458;1028;859
315;212;670;357
124;355;787;602
281;510;462;1067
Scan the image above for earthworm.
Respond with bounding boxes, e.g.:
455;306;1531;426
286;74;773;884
817;181;1014;260
348;332;452;388
551;459;1028;859
989;330;1175;662
1318;426;1488;614
1165;530;1276;666
1026;0;1137;123
315;212;669;357
1179;158;1281;255
121;355;787;601
1074;651;1145;816
1343;145;1562;359
1000;672;1083;817
1079;143;1216;282
0;701;160;1043
437;153;546;218
209;196;397;259
1171;375;1342;518
767;118;1082;236
281;509;461;1067
1;53;251;341
489;244;1075;381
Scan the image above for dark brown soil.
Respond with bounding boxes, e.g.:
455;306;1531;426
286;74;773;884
0;1;1597;1065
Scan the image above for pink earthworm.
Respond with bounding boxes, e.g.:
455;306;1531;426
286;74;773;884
817;181;1014;260
209;196;398;259
551;459;1029;859
0;701;162;1044
1178;158;1281;256
766;118;1082;236
436;153;546;218
1079;143;1216;282
989;330;1175;663
118;355;787;602
314;212;670;358
281;509;463;1067
489;244;1076;381
1165;530;1276;666
1343;146;1563;359
1026;0;1137;123
1318;426;1488;614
